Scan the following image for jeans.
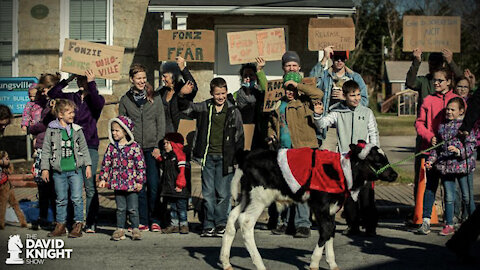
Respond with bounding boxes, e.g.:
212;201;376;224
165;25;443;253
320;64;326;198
201;154;233;229
115;190;139;229
275;203;311;228
169;198;188;226
53;170;84;224
83;148;99;227
422;169;440;219
138;148;161;225
466;170;476;215
443;174;470;225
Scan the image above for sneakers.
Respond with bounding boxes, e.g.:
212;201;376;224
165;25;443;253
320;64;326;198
415;220;431;235
294;227;311;238
84;224;96;233
201;228;215;237
215;225;226;236
111;229;126;241
132;228;142;240
47;223;67;237
271;224;287;235
439;225;455;236
162;226;179;234
151;223;161;232
138;224;149;231
69;222;83;238
180;225;189;234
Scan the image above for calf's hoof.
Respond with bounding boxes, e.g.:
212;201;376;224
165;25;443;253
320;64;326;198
310;268;319;270
224;266;234;270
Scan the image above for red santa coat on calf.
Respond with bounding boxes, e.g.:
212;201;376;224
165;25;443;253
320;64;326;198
277;148;354;197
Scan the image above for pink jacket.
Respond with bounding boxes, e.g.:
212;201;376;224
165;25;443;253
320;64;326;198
415;90;459;150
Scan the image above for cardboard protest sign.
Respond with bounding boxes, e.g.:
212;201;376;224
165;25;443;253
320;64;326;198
263;77;317;112
158;30;215;62
308;18;355;51
178;119;197;145
403;16;461;52
61;39;125;80
243;124;255;151
227;28;286;65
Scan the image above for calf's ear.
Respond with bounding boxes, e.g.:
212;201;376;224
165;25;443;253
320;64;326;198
349;144;361;156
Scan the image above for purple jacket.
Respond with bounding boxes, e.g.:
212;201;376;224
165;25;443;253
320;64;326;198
48;80;105;149
28;105;55;149
428;118;477;175
98;142;146;191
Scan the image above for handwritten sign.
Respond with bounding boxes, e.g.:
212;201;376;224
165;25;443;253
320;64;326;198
61;39;125;80
158;30;215;62
308;18;355;51
243;124;255;151
0;77;38;114
227;28;286;65
263;78;318;112
403;16;461;52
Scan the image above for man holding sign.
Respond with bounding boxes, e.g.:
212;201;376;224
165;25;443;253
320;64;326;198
267;51;324;238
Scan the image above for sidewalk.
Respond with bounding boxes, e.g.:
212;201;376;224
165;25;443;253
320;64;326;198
11;136;480;224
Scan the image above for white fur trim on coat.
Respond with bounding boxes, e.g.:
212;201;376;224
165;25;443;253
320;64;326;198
277;149;301;193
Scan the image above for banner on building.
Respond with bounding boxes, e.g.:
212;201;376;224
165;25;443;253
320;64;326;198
227;28;286;65
308;18;355;51
0;77;38;114
61;39;125;80
403;16;461;52
158;30;215;62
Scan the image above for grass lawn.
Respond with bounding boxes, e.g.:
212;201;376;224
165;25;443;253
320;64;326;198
376;113;417;136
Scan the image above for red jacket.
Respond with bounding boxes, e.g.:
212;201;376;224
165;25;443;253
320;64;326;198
156;139;187;189
415;90;459;150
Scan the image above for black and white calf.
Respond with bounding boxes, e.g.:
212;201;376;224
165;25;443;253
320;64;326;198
220;141;398;270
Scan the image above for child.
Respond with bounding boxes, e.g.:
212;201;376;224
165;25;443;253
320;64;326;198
47;70;105;233
178;77;244;237
426;97;477;235
0;151;28;229
41;99;92;238
156;132;190;234
21;83;42;133
98;116;145;240
414;67;459;235
314;80;379;236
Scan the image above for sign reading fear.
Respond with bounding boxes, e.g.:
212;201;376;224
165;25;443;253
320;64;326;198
158;30;215;62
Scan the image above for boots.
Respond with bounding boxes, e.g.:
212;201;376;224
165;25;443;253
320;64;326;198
48;223;67;237
69;222;83;238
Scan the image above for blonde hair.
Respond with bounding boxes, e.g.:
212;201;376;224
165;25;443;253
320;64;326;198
39;73;61;88
52;99;76;117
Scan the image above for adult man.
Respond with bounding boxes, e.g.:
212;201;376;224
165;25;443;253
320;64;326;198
267;51;324;238
309;46;368;151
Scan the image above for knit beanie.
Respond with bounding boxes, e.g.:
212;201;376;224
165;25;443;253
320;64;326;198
281;51;300;66
109;115;135;144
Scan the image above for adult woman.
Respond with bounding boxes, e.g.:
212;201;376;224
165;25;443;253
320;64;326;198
119;64;165;231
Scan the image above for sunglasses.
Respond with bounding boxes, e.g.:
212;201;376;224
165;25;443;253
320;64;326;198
433;78;446;83
333;56;346;62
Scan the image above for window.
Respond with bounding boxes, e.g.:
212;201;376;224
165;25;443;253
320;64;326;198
68;0;111;91
0;0;13;76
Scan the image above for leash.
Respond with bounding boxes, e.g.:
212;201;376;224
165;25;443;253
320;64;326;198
374;141;446;175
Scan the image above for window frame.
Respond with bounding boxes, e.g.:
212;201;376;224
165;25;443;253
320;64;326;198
59;0;113;94
0;0;19;77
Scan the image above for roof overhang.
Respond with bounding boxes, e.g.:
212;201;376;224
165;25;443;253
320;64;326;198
147;5;356;16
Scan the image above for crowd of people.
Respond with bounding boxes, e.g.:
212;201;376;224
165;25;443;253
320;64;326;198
0;46;478;256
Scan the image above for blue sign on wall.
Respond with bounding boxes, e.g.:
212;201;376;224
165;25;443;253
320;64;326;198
0;77;39;114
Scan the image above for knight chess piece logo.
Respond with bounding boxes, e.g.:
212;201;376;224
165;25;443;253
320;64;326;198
5;234;24;265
